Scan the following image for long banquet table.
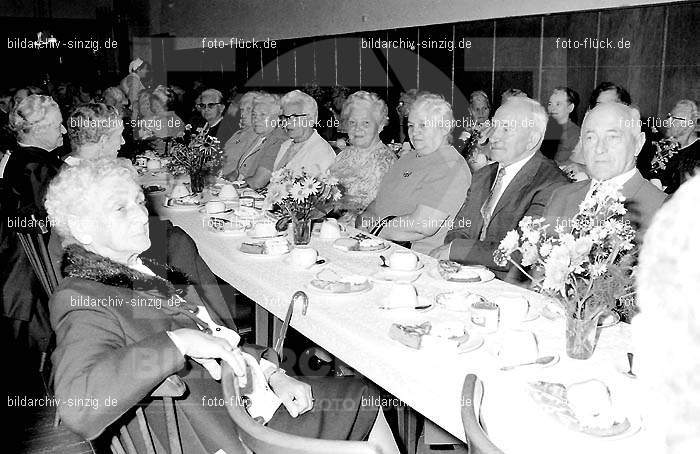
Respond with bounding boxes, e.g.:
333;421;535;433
143;178;663;454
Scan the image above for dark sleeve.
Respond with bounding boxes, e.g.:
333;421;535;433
50;287;186;440
17;161;56;219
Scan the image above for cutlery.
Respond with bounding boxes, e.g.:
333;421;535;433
624;352;637;378
500;355;555;371
314;259;326;265
379;255;389;268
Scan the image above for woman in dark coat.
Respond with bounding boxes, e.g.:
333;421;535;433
1;94;66;355
44;159;398;453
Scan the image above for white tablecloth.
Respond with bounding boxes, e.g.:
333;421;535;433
142;180;662;454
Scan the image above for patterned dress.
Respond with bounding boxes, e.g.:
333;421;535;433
329;141;397;218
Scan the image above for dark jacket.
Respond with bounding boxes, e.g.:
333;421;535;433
445;151;569;281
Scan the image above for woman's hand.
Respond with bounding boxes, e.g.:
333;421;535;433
170;328;246;382
269;373;314;418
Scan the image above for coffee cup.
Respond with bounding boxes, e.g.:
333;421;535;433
205;200;227;214
388;251;419;271
290;247;318;268
252;222;277;238
219;184;239;201
497;295;530;326
170;183;190;199
385;283;418;309
319;219;344;239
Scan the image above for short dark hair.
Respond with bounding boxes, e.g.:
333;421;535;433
554;86;580;123
588;82;631;110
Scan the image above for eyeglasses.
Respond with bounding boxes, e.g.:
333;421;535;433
196;102;222;110
666;113;690;122
279;113;308;120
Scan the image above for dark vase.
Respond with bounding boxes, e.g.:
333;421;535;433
189;170;206;194
565;314;600;360
292;216;312;245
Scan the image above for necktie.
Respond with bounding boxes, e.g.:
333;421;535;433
479;167;507;241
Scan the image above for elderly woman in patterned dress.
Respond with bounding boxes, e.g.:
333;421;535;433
328;91;396;223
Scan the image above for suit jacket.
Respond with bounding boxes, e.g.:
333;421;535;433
445;151;569;280
542;169;668;243
50;245;274;453
224;128;289;182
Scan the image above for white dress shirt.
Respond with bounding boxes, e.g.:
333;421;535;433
273;130;336;174
483;151;538;219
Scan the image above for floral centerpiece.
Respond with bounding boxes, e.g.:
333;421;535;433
263;168;342;245
166;125;224;193
650;137;681;173
493;181;637;359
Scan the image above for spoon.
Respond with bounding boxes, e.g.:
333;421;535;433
379;255;389;268
624;352;637;378
314;259;326;265
500;355;556;371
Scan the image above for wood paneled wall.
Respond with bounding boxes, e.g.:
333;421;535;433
172;2;698;122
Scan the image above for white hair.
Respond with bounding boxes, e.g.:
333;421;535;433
673;99;698;121
253;93;282;116
281;89;318;124
503;96;548;145
200;88;223;103
8;94;60;139
636;173;700;453
45;158;137;243
410;92;455;137
341;90;388;129
582;102;642;135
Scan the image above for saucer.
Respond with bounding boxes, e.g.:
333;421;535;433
283;256;327;270
372;269;422;283
378;296;434;312
246;230;286;240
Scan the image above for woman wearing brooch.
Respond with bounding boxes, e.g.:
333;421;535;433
45;158;399;453
328;91;396;224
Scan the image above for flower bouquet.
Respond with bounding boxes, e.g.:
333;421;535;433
493;181;637;359
650;137;680;173
263;168;343;245
166;125;224;193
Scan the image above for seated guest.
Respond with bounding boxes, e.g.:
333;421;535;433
223;93;288;189
197;88;227;143
431;97;568;280
328;91;396;223
501;88;527;104
102;86;129;118
357;93;471;254
649;99;699;193
458;90;493;173
542;87;580;164
634;174;700;454
1;94;66;354
64;103;235;324
221;91;262;177
565;82;632;172
212;89;241;146
543;102;667;243
273;90;336;174
145;86;185;139
44;159;399;453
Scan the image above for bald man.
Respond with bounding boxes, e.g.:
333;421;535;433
543;102;667;242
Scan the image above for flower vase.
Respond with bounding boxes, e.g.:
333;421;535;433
189;170;206;194
292;216;312;245
565;314;600;360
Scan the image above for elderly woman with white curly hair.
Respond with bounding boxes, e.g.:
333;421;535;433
634;173;700;453
1;94;66;357
273;89;336;174
222;90;263;177
357;92;471;254
44;158;399;453
327;90;396;223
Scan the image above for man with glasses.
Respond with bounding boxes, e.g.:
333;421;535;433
273;90;335;175
196;88;227;143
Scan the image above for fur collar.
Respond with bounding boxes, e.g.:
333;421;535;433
62;244;193;299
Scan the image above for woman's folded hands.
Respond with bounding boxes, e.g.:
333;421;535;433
168;328;247;385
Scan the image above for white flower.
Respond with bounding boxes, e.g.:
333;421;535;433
539;242;553;257
525;229;540;245
499;230;520;255
290;183;306;203
301;177;320;197
521;242;539;267
589;262;608;277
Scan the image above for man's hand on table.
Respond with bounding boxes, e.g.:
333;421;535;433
269;372;314;417
429;243;451;260
168;328;246;384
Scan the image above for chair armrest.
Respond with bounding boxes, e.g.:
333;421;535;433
460;374;504;454
151;375;186;397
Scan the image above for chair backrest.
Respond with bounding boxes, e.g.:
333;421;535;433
221;363;381;454
16;230;59;298
460;374;504;454
109;375;187;454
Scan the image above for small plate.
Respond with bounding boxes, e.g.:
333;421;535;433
457;333;485;354
238;244;290;257
204;218;248;236
598;311;621;328
427;265;495;284
163;198;201;210
306;280;373;295
435;292;476;312
142;185;166;195
282;256;327;270
382;261;425;273
246;230;286;240
378;296;434;311
198;206;234;215
372;269;422;283
333;238;390;253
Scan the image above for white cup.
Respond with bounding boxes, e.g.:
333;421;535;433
319;219;344;239
497;295;530;326
205;201;227;214
290;247;318;268
146;158;161;170
252;222;277;237
386;283;418;308
219;184;239;200
170;183;190;199
388;251;419;271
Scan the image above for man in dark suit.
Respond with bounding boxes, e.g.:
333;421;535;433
430;97;569;281
543;102;667;242
197;88;231;144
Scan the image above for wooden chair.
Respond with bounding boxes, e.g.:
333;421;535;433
221;363;382;454
460;374;504;454
108;375;187;454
